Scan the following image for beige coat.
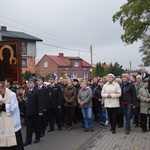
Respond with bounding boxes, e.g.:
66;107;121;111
139;86;150;114
101;81;121;108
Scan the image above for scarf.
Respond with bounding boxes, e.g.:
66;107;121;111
66;85;73;90
0;88;17;147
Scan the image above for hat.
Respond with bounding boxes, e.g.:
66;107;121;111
28;78;36;84
37;76;44;82
99;79;106;83
49;74;56;80
73;79;78;82
143;77;149;83
115;78;122;84
121;73;129;79
107;73;115;79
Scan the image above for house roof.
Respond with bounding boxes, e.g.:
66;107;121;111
82;59;91;67
63;56;81;60
36;54;91;67
0;30;42;41
47;54;91;67
47;55;70;67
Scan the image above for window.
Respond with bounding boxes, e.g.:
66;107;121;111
22;58;27;67
82;72;88;78
74;61;79;67
71;72;77;78
44;61;48;68
22;42;27;55
54;72;58;79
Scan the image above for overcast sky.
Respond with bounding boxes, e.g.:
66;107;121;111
0;0;144;70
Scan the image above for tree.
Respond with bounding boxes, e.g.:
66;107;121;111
113;0;150;65
139;34;150;66
93;62;108;77
45;72;52;81
108;62;124;76
23;70;32;81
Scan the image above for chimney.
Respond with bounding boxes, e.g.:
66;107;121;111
59;53;64;57
1;26;7;31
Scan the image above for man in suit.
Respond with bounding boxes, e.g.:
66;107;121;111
139;68;150;80
36;76;47;137
22;78;44;146
45;75;63;132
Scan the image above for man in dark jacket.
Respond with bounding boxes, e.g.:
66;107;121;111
36;76;47;137
139;68;150;80
45;75;63;132
4;78;17;94
121;74;136;134
22;78;44;146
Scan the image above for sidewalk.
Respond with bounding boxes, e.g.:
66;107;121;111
81;125;150;150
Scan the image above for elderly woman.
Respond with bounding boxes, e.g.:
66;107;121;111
101;73;121;134
121;74;136;134
64;79;77;130
139;78;150;132
77;79;93;132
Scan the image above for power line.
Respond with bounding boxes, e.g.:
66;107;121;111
92;52;109;63
0;10;90;49
39;42;89;52
0;27;90;52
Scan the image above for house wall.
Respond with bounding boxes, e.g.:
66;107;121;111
21;41;36;75
36;55;58;78
22;57;36;74
27;41;36;57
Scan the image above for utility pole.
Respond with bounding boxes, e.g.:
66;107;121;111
130;61;132;70
90;45;93;77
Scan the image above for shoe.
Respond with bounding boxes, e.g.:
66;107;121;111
47;128;54;132
135;124;140;128
142;129;147;133
34;139;40;143
41;133;44;137
90;128;94;132
100;122;104;125
112;131;115;134
125;129;130;134
84;128;89;132
81;124;84;128
67;126;73;131
74;124;78;129
23;141;31;146
65;125;69;128
57;127;62;131
118;125;123;128
105;121;109;126
109;127;113;131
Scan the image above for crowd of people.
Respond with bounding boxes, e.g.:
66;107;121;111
0;67;150;149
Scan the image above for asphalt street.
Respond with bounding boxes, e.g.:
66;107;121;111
22;122;105;150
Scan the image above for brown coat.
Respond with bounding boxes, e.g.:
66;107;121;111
64;86;77;107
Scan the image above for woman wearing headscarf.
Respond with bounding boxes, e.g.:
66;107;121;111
101;73;121;134
139;78;150;132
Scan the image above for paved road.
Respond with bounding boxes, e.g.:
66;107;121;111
82;124;150;150
22;122;105;150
